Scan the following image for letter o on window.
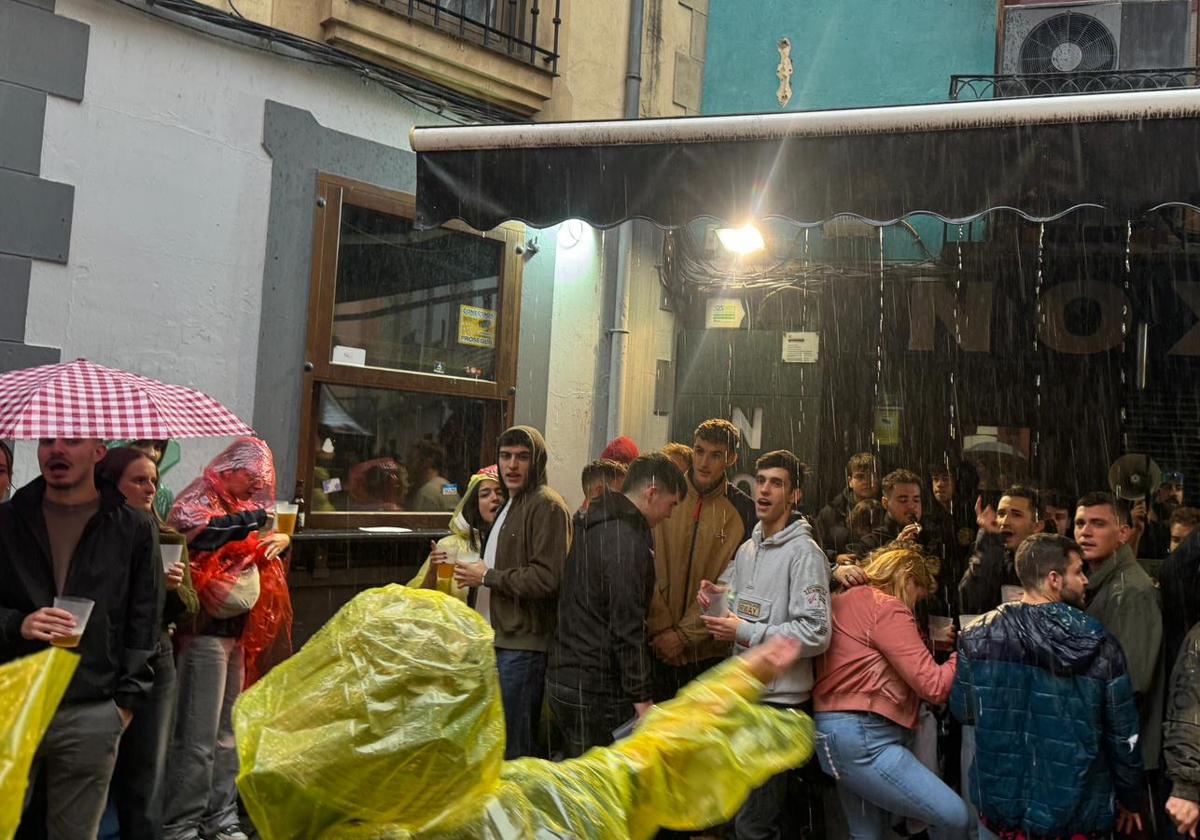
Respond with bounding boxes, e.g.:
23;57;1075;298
1036;281;1131;354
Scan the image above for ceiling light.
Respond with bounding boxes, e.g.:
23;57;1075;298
716;223;765;254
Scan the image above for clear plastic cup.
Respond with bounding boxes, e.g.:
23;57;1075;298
1001;585;1023;603
274;501;298;537
435;544;460;594
928;615;954;644
51;596;94;648
704;583;730;617
160;543;184;573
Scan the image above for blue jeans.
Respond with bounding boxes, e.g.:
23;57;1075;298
495;648;546;759
815;711;968;840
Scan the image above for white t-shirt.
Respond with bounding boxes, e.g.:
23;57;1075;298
477;500;510;623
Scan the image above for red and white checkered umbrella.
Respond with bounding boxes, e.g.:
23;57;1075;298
0;359;255;440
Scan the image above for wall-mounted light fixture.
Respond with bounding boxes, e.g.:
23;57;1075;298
559;219;586;249
716;223;765;254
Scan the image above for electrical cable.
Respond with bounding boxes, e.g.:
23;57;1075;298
108;0;522;125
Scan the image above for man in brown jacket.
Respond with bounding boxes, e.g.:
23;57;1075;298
648;419;756;702
455;425;570;758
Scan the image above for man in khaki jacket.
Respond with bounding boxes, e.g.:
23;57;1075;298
455;425;570;759
648;419;756;702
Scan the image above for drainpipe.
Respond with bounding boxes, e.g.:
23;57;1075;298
606;0;645;443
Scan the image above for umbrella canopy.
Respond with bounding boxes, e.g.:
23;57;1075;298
0;359;254;440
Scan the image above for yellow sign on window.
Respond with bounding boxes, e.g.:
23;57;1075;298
457;305;496;349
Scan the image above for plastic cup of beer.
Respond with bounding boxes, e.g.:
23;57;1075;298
435;544;459;594
1001;584;1023;603
274;501;298;536
928;615;954;648
51;596;94;648
160;543;184;574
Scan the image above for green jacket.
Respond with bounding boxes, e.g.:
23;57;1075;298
1085;545;1164;769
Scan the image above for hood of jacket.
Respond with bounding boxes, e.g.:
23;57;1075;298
982;601;1106;674
752;515;813;549
497;425;548;496
447;467;502;542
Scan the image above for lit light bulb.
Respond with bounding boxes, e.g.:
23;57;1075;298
716;223;765;254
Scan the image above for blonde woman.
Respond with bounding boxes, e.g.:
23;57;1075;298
813;545;967;840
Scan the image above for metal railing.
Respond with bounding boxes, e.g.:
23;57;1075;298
950;67;1200;100
362;0;561;74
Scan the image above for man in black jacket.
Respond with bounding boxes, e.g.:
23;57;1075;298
958;485;1045;616
814;452;878;564
0;437;161;839
547;453;686;757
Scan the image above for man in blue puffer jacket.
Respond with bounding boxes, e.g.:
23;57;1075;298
951;532;1145;840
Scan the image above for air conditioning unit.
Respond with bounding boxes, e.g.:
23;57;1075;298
1001;1;1191;91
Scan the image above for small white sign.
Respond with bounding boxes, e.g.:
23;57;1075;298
332;345;367;366
782;331;819;363
706;298;745;329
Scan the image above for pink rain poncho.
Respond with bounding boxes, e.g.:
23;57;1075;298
169;437;291;684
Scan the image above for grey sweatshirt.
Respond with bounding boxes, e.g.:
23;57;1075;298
718;516;832;705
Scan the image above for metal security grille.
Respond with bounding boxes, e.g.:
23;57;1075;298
1123;389;1200;491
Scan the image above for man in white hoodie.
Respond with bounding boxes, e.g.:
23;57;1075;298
700;449;832;840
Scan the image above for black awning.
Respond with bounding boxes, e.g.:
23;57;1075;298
412;88;1200;231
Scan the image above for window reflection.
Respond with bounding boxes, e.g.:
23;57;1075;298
310;385;493;514
332;203;504;380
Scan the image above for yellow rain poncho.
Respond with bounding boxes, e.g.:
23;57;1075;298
0;648;79;838
406;469;499;603
234;585;814;840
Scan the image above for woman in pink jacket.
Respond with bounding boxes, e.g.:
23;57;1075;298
813;545;967;840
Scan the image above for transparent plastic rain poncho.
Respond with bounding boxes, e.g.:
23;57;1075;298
234;585;815;840
0;649;78;838
168;436;290;684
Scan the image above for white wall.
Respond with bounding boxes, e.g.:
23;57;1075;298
541;224;605;512
621;223;675;453
17;0;431;493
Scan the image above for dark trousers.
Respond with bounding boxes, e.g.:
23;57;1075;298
546;681;633;759
26;700;125;840
496;648;547;759
650;656;724;704
109;634;178;840
735;701;825;840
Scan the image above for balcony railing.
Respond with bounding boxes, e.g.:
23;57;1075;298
362;0;561;74
949;67;1200;100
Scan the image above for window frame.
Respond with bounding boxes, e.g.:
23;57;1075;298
297;173;523;529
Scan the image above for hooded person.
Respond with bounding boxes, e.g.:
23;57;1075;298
408;465;506;605
452;426;571;759
163;437;292;840
233;585;815;840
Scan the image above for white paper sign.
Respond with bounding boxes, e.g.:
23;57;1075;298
782;331;819;363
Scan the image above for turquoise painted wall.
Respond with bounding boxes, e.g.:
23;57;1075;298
701;0;997;259
702;0;997;115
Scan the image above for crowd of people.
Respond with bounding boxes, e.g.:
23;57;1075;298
408;420;1198;840
1;419;1199;840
